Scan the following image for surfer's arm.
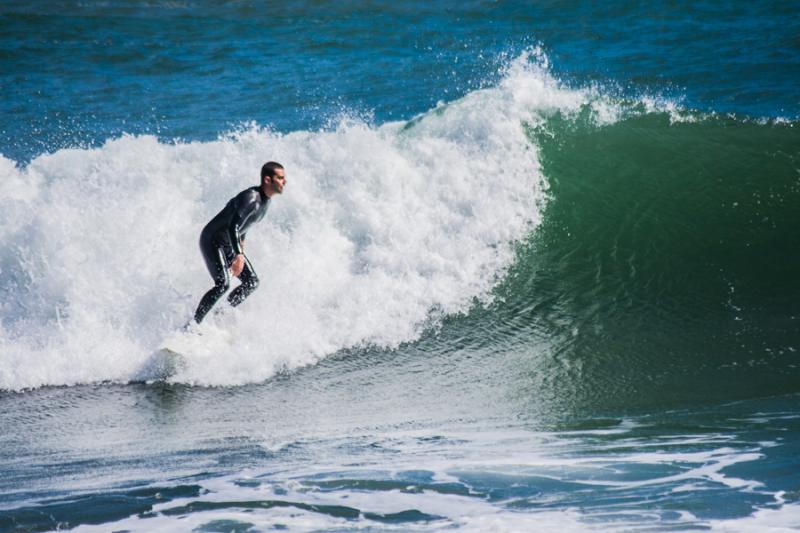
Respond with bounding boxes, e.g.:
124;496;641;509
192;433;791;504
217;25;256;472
228;215;247;276
227;215;246;255
227;193;257;256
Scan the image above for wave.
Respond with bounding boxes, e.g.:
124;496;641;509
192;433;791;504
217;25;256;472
2;49;798;399
433;93;800;410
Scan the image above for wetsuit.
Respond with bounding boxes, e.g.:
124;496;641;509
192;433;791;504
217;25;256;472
194;186;270;323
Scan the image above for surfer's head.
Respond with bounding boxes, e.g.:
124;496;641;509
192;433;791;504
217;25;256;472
261;161;286;196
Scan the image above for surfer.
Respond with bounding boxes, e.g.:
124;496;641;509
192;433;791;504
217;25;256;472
192;161;286;324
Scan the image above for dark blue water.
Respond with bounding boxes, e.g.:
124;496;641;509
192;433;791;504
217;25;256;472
2;2;800;531
3;1;798;163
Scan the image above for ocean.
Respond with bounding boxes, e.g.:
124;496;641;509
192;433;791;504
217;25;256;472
1;1;799;531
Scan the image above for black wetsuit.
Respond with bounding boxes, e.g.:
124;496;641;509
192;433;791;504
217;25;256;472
194;186;270;323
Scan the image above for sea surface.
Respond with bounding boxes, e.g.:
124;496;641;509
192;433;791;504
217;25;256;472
2;1;800;531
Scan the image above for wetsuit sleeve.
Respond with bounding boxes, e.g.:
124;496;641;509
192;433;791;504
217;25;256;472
227;190;259;255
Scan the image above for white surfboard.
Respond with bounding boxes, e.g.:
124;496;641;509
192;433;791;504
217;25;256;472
134;347;188;382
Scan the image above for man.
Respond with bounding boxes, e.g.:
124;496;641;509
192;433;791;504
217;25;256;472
193;161;286;324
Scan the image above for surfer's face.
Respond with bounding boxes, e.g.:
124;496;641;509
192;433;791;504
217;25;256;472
269;169;286;194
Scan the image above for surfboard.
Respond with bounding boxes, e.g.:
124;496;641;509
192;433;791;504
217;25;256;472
134;347;188;382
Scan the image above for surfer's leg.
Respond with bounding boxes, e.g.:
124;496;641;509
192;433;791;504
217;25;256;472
228;256;259;307
194;244;231;323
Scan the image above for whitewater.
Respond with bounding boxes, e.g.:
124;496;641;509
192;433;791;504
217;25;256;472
1;51;585;391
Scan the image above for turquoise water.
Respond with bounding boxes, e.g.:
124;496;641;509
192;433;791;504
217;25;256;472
2;1;799;531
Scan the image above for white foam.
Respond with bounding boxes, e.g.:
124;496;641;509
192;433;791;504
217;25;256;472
66;424;789;533
0;49;622;391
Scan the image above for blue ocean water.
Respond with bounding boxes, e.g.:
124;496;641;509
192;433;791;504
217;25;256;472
2;1;800;532
3;1;798;162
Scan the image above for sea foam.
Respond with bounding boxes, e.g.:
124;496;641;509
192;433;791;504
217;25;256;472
0;50;606;390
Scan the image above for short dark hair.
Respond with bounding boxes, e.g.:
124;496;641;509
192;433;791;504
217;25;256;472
261;161;284;179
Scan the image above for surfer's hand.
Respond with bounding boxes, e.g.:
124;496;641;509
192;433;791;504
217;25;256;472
230;254;245;277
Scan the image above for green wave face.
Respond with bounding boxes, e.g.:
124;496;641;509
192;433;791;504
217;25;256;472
447;110;800;416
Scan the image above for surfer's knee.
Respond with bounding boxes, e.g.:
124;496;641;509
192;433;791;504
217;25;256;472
215;278;231;294
239;267;258;292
